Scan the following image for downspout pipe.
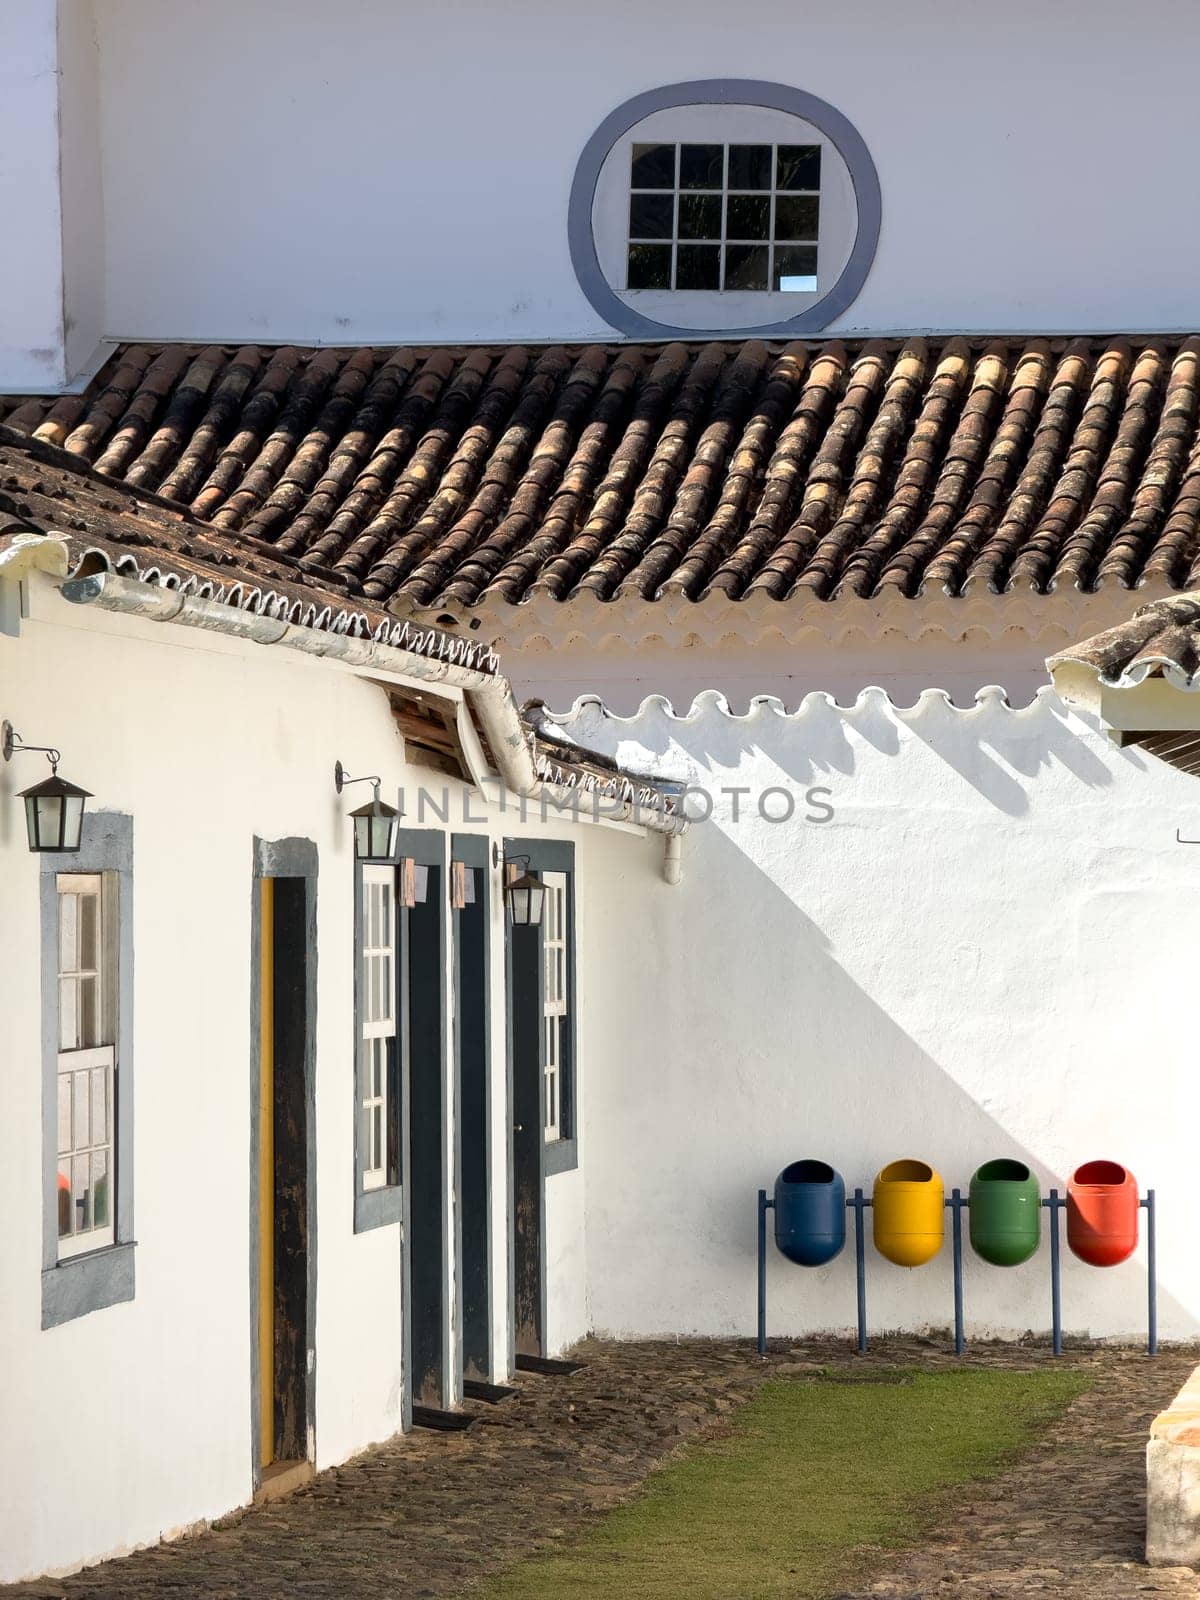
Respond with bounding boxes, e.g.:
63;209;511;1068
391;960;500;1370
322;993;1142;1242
663;831;683;886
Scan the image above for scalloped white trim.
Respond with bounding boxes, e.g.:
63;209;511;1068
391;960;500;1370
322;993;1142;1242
542;681;1073;728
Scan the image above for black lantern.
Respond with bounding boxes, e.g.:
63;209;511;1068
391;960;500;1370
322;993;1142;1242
349;796;400;861
3;722;91;853
335;760;399;861
504;856;545;926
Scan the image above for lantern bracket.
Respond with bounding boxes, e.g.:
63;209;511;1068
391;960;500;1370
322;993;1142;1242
2;720;62;773
334;759;384;802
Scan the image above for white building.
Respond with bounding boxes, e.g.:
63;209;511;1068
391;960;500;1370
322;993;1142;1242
3;0;1200;1582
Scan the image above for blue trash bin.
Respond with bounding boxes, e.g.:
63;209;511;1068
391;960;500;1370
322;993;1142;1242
774;1160;846;1266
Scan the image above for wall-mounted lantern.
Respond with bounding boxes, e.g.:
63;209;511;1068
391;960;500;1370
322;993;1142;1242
503;855;545;926
2;721;92;853
334;760;399;861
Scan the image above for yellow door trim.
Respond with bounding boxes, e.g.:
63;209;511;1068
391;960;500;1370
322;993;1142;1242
258;878;275;1471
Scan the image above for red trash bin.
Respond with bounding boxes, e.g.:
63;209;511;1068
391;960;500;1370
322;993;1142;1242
1067;1160;1138;1266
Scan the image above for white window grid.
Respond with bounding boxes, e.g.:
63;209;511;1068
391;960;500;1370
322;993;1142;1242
627;140;821;294
360;866;396;1191
56;873;116;1258
541;873;568;1143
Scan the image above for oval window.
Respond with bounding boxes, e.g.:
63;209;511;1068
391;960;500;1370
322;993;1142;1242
568;80;880;339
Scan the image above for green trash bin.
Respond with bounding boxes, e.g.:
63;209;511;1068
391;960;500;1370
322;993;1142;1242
968;1159;1041;1266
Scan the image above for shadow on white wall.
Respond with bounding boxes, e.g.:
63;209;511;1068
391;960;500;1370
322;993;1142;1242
572;687;1200;1342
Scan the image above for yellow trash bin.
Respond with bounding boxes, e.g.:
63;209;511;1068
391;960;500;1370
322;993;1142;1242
873;1159;945;1266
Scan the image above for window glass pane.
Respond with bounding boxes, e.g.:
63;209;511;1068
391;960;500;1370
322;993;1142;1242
379;887;390;949
775;195;820;239
361;1104;373;1180
728;144;772;190
677;245;720;290
372;1106;382;1168
727;195;770;241
72;1154;91;1233
631;142;675;189
680;144;723;189
724;243;769;291
57;1075;72;1155
775;245;819;291
92;1151;109;1229
58;1160;73;1237
629;193;673;240
60;977;78;1050
59;892;78;973
777;144;822;191
91;1066;107;1146
78;975;99;1048
678;194;721;241
79;893;99;973
627;244;672;290
72;1071;90;1151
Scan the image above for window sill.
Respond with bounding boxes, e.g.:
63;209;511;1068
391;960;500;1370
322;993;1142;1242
544;1137;578;1177
355;1184;403;1234
42;1240;135;1329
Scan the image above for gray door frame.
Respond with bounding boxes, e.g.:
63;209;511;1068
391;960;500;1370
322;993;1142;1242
250;836;318;1482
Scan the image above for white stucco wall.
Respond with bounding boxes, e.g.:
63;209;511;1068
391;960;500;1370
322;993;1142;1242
38;0;1200;355
0;1;105;391
0;1;68;389
7;542;1197;1577
559;687;1200;1347
0;575;626;1581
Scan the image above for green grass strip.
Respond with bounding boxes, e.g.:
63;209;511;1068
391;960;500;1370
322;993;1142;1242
480;1367;1088;1600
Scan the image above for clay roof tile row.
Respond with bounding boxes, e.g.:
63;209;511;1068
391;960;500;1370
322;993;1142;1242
6;335;1200;610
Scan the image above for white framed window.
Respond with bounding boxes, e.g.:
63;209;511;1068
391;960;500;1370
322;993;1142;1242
55;873;116;1258
594;104;855;334
572;83;879;339
359;865;396;1192
541;871;568;1143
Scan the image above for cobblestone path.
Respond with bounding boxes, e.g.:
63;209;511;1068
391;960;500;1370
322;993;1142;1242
830;1344;1200;1599
6;1339;1196;1599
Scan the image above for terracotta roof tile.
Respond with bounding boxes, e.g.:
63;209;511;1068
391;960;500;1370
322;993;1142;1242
0;424;497;675
6;337;1200;610
0;428;696;818
1048;592;1200;690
